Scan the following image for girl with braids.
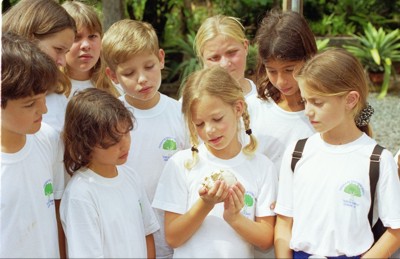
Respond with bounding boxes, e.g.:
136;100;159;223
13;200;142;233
152;66;277;258
247;9;316;171
275;48;400;258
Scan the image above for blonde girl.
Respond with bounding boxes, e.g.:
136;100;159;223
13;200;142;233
275;48;400;258
193;14;257;99
153;66;277;258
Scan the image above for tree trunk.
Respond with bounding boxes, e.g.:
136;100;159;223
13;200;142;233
102;0;125;31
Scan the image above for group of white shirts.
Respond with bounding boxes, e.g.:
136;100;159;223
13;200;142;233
2;78;400;258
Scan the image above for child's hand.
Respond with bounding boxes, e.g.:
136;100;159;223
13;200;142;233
199;180;230;206
223;182;245;223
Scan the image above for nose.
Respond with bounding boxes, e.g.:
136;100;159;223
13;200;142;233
138;71;147;84
276;73;287;87
81;38;90;50
219;56;230;68
205;123;216;135
39;96;48;115
121;133;131;149
56;54;67;67
304;103;313;118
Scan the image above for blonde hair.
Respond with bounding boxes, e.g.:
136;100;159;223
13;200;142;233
96;19;160;96
2;0;77;96
194;14;247;66
181;66;257;169
62;1;103;95
295;48;372;136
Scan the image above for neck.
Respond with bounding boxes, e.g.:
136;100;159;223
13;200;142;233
67;67;91;81
278;91;304;112
125;91;160;110
88;164;118;178
1;128;26;153
238;78;251;95
321;123;363;145
207;139;242;160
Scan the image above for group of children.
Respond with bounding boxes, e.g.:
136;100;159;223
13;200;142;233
1;0;400;258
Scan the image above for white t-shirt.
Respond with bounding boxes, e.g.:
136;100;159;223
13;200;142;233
60;166;159;258
246;95;315;170
68;79;93;100
246;78;257;100
43;93;68;132
152;143;278;258
120;93;189;258
1;123;65;258
275;133;400;257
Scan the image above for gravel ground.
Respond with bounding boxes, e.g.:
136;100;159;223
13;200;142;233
368;87;400;155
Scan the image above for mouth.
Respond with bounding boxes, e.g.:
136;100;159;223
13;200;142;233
209;136;222;145
79;54;93;59
139;86;152;93
119;153;129;159
34;117;42;123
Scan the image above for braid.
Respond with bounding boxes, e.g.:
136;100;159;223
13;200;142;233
241;102;258;155
184;122;200;170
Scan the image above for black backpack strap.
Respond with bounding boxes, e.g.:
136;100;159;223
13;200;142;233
368;144;384;226
291;138;308;172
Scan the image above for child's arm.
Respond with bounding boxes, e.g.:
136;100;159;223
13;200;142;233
145;234;155;259
223;182;275;250
164;180;229;248
274;214;293;259
55;199;66;259
362;228;400;258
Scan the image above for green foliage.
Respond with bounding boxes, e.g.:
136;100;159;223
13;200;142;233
310;13;355;36
344;23;400;98
316;38;330;51
305;0;400;36
164;32;201;84
246;44;258;75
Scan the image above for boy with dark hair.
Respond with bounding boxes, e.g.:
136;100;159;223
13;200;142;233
1;31;66;258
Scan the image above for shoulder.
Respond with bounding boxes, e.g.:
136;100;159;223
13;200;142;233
160;93;182;110
33;123;61;147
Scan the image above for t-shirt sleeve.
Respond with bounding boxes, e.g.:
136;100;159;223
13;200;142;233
377;150;400;229
152;154;188;214
138;183;160;235
274;141;296;217
256;156;278;217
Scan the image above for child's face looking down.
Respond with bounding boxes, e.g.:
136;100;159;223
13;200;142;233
2;93;47;136
107;50;165;104
265;59;304;97
90;127;131;171
202;35;248;83
36;28;75;67
191;94;244;159
299;82;356;136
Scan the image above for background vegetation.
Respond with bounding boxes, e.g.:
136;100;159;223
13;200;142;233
3;0;400;98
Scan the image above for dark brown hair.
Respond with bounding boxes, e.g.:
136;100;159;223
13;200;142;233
254;9;317;102
1;31;59;108
63;88;135;175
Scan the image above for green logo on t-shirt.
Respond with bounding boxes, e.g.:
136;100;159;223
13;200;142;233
43;180;54;208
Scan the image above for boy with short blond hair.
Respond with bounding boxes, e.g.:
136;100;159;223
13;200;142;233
1;32;66;258
100;19;189;258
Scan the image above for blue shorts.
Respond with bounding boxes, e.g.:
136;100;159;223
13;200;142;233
293;251;360;259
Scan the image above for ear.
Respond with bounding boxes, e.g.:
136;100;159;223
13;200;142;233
243;39;249;56
234;99;245;118
105;67;119;84
345;91;360;110
158;49;165;69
